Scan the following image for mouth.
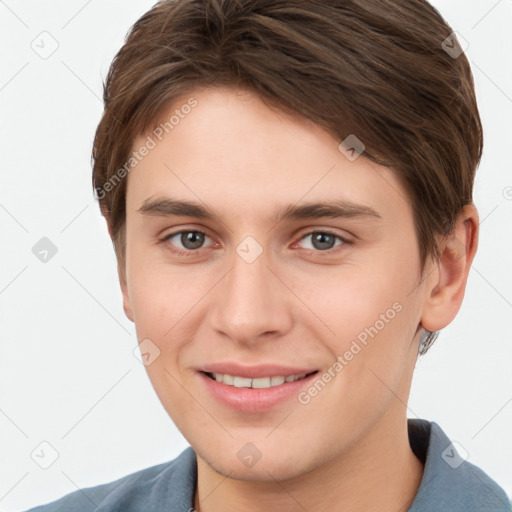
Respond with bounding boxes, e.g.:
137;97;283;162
199;369;321;412
198;364;321;412
202;370;319;389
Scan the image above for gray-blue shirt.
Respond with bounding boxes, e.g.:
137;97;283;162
24;419;511;511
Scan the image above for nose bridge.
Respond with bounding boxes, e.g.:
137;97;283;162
210;242;292;343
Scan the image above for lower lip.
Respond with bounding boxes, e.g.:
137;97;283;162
199;371;318;413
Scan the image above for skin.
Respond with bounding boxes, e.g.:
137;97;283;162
113;85;478;512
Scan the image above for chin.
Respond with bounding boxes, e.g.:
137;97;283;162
204;455;307;482
196;439;324;483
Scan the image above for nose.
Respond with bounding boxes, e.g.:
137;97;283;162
209;245;294;345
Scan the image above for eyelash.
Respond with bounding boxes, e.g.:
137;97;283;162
160;229;350;257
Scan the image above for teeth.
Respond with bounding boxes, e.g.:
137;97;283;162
252;377;271;388
233;376;252;388
223;374;235;385
210;372;310;389
285;374;305;382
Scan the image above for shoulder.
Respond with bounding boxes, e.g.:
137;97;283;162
408;419;511;511
23;447;197;512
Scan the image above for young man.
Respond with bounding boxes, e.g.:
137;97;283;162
26;0;510;510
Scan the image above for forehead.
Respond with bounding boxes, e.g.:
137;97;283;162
126;86;411;223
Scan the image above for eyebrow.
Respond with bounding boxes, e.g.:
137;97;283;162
137;196;382;223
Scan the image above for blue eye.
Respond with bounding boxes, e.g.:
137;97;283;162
163;230;212;254
161;229;349;257
298;231;346;251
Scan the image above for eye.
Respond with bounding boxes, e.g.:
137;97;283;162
161;229;214;254
296;230;347;252
161;229;348;256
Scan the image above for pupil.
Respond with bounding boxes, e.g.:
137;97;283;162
312;233;334;250
182;231;204;249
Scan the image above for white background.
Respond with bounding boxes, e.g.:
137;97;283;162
0;1;511;510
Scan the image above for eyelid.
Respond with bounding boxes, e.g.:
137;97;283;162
297;227;351;241
161;228;206;241
293;229;351;253
160;227;352;256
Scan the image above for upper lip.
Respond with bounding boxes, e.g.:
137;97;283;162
199;363;318;379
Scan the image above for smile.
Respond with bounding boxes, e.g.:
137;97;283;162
205;371;317;389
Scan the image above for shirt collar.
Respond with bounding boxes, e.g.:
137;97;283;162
171;419;510;512
407;418;510;511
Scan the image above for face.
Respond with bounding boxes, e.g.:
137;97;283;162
121;86;429;481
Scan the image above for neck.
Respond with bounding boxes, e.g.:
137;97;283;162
194;407;424;512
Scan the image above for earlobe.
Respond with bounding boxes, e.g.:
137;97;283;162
420;205;479;332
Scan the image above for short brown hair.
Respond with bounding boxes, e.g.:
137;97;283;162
92;0;482;354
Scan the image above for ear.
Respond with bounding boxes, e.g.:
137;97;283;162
104;217;134;323
420;204;479;331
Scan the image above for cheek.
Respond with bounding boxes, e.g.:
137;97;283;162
295;271;416;434
126;264;199;421
295;264;409;337
127;257;217;363
292;259;418;380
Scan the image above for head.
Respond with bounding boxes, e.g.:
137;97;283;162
92;0;481;480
